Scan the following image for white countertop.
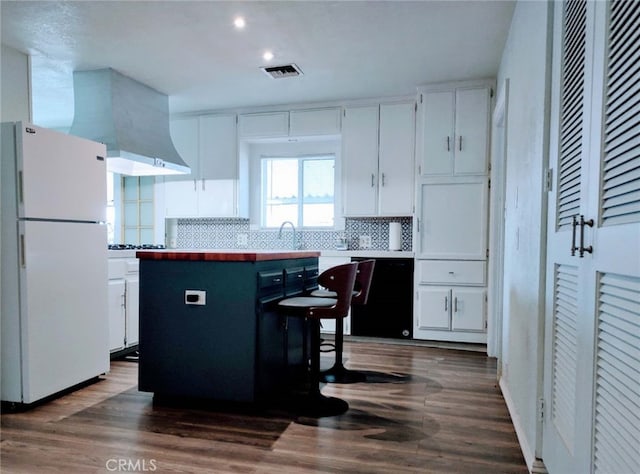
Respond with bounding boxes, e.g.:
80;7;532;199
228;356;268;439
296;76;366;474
320;250;414;258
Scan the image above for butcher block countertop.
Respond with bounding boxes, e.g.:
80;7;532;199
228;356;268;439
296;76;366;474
136;249;320;262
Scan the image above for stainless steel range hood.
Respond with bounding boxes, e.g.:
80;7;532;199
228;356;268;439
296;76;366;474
69;68;190;176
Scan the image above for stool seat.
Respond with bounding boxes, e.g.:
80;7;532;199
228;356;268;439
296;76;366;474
309;289;337;298
279;297;337;309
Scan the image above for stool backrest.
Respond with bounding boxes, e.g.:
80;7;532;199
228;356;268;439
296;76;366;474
352;259;376;306
311;262;358;319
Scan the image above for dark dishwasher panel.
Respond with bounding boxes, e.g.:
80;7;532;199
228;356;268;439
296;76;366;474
351;258;414;339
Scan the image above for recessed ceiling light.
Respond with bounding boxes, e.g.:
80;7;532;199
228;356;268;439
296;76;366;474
263;51;274;61
234;17;246;29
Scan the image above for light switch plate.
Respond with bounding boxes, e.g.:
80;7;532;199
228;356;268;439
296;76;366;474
237;233;248;247
359;235;371;249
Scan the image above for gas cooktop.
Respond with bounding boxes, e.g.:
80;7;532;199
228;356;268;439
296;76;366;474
108;244;166;250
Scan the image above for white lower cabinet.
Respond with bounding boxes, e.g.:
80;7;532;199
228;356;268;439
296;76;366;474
107;255;140;355
108;279;126;352
414;260;487;343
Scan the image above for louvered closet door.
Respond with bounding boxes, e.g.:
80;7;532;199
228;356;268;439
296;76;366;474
543;1;591;471
543;1;640;472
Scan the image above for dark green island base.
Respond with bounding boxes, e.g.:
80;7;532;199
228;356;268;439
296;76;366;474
136;250;320;404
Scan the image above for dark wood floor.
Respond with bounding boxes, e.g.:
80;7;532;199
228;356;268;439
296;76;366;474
1;340;527;473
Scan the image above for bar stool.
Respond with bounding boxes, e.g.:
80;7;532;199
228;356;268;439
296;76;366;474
311;259;376;383
278;262;358;417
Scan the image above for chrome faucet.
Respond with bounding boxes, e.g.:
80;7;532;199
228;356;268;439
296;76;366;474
278;220;299;249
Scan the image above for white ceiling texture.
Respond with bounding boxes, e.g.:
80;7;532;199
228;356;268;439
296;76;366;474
1;0;515;129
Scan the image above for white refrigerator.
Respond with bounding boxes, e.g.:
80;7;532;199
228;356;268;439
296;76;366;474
1;122;109;406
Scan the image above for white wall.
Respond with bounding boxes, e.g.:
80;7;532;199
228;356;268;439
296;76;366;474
495;1;552;470
1;44;31;122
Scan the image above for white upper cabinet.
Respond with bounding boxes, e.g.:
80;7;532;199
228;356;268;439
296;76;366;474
343;101;415;217
237;112;289;138
417;84;491;176
342;105;379;216
169;114;237;180
166;114;238;218
238;108;341;139
199;114;237;179
289;108;341;137
168;117;199;180
378;102;416;215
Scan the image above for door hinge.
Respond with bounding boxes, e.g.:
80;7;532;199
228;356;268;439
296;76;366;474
538;397;545;422
420;93;423;104
490;88;494;98
484;320;488;329
488;178;491;189
486;248;489;258
545;168;553;192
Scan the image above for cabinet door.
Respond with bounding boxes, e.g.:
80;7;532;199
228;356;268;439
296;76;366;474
125;276;139;346
454;87;490;175
108;279;126;352
168;117;198;182
342;106;379;216
416;287;451;330
164;180;198;218
378;102;415;215
199;115;237;179
197;179;236;217
289;108;341;136
417;178;488;260
419;91;455;176
451;288;485;332
238;112;289;138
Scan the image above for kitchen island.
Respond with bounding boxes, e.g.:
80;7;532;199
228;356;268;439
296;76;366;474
136;250;319;403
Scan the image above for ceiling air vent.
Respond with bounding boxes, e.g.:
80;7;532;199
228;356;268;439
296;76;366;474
261;64;303;79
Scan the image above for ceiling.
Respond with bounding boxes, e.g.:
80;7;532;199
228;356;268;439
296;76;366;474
1;1;515;129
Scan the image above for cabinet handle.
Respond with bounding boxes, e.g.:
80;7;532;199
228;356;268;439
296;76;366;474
371;173;375;187
459;136;463;151
454;297;458;313
381;173;386;186
444;296;448;311
446;136;450;151
579;215;594;257
193;179;197;191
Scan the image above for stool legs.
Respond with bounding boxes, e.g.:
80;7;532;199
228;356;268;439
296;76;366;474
320;321;366;384
293;318;348;417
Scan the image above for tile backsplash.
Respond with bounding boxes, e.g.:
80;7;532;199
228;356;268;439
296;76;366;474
175;217;412;251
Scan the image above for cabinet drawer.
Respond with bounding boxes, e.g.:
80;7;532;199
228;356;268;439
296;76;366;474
258;270;284;290
108;260;127;279
126;260;139;274
304;265;319;291
284;267;305;296
417;260;485;285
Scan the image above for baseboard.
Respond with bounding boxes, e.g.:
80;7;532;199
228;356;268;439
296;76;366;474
499;377;548;473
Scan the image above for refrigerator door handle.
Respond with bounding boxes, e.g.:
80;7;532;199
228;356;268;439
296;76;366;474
20;234;26;267
18;171;24;204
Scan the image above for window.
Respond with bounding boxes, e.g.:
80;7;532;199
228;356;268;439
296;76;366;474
261;155;334;227
122;176;155;244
